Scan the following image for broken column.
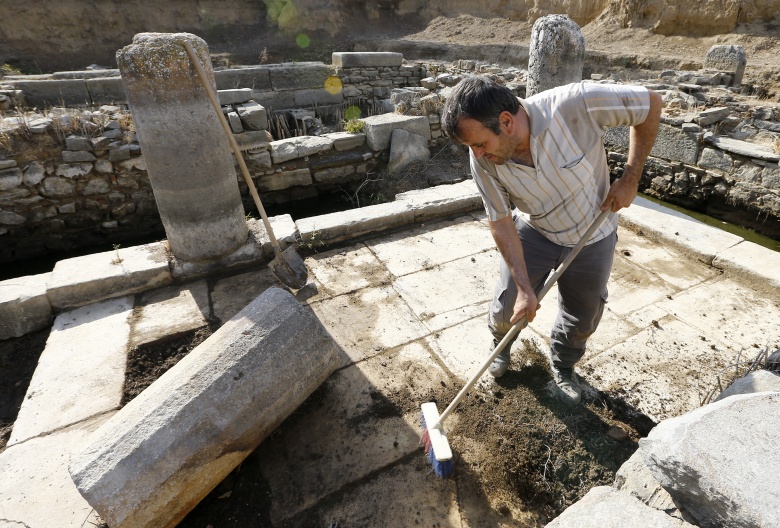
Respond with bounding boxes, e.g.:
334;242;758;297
116;33;248;262
526;14;586;97
704;44;747;87
69;287;342;528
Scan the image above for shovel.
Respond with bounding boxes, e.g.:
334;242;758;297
183;41;308;289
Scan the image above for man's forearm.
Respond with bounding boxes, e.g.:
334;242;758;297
624;90;663;183
490;216;531;290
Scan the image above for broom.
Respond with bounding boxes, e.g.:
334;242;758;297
421;209;610;478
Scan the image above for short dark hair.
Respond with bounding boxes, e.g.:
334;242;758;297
441;76;520;142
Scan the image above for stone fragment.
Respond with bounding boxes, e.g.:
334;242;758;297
641;392;780;528
361;113;430;151
714;369;780;401
56;163;93;178
332;52;403;68
227;111;243;133
23;161;45;185
698;147;733;172
704;45;746;86
40;177;75;198
69;288;341;528
65;136;91;151
0;167;23;190
236;101;268;130
388;128;430;173
322;131;365;151
546;486;696;528
527;14;585;97
62;150;97;163
696;106;730;126
217;87;253;105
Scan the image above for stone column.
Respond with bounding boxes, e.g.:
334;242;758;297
116;33;247;262
526;15;586;98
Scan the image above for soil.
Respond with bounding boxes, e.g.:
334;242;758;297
118;329;653;526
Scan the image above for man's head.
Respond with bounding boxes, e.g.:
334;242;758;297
441;76;527;165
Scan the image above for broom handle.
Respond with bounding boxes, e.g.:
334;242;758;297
436;209;611;426
182;41;282;256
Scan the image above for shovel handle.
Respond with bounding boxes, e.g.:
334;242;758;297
182;41;282;256
435;209;611;426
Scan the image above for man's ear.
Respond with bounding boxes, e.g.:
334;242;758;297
498;111;514;133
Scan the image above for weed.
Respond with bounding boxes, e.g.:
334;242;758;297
260;48;269;64
111;244;123;265
301;229;324;252
343;119;365;134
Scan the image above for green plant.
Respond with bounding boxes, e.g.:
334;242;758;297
111;244;123;265
343;119;365;134
300;229;324;252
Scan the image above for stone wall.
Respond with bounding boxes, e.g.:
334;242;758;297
0;54;430;264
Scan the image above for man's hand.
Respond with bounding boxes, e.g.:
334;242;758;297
601;89;662;212
512;283;539;324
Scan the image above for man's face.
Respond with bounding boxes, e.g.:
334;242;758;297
456;116;517;165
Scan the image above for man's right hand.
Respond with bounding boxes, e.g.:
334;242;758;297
512;283;539;324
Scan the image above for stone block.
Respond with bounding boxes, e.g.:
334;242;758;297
696;106;730;126
69;288;341;528
215;66;272;92
641;392;780;528
395;180;482;223
526;15;585;97
227;111;243;133
298;201;415;245
86;76;126;105
361;114;431;151
703;132;780;163
698;147;733;172
256;168;312;191
0;167;22;190
388;128;429;173
270;136;333;164
332;52;404;68
312;164;357;184
9;296;133;445
251;89;296;109
605;123;699;165
130;281;210;348
322;131;366;151
546;486;696;528
12;79;90;107
704;45;746;86
62;150;97;163
714;370;780;401
269;62;332;91
233;129;273;151
712;240;780;291
218;88;253;105
236;101;268;130
294;88;344;106
0;272;52;340
47;241;172;310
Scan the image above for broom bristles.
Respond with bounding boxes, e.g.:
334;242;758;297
420;411;455;479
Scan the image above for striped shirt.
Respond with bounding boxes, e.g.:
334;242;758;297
471;81;651;246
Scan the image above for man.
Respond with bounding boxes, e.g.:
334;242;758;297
441;76;662;404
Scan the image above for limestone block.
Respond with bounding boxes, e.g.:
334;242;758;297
9;296;133;445
604;123;699;165
256;168;312;191
269;62;332;90
696;106;730;126
47;241;172;310
12;78;90;107
130;280;210;348
56;162;93;178
641;392;780;528
40;177;75;198
714;370;780;401
322;131;366;151
65;136;91;151
236;101;268;130
69;287;341;528
395;179;482;222
703;132;780;163
298;201;415;245
86;76;126;105
233;129;273;151
217;88;253;105
247;214;298;256
227;111;243;133
294;88;344;106
62;150;97;163
362;113;431;151
0;167;22;190
546;486;696;528
0;272;52;339
698;147;733;172
704;45;746;86
215;66;272;92
332;52;403;68
270;136;333;163
312;164;357;184
388;128;430;173
251;89;296;109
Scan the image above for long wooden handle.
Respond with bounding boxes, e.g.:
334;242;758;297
182;41;282;255
436;208;611;426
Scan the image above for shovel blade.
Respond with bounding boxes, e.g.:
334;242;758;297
269;246;308;289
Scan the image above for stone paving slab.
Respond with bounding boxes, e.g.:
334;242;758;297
255;342;451;524
366;214;496;277
309;285;430;366
0;414;112;528
46;241;171;310
425;315;506;381
210;267;284;324
9;296;133;446
712;240;780;291
129;280;210;347
582;315;739;422
619;197;742;265
304;243;393;301
655;276;780;352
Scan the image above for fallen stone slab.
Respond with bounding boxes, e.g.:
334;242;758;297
69;287;341;528
47;240;172;310
388;128;430;173
362;113;431;151
546;486;696;527
703;132;780;162
0;272;52;340
641;392;780;528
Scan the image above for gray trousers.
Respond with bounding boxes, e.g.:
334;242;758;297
488;214;617;369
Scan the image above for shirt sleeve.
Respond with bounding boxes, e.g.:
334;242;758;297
469;150;512;221
581;83;651;132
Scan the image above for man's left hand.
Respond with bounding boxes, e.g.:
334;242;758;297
601;174;639;212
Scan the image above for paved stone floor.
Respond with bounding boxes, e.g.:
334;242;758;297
1;199;779;527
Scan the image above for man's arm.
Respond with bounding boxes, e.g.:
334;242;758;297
489;215;539;323
601;90;663;212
